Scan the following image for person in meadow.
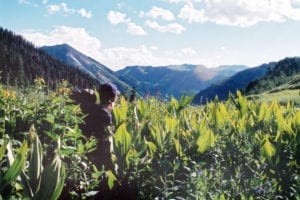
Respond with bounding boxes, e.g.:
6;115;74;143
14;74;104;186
70;83;137;199
69;83;119;197
90;82;119;171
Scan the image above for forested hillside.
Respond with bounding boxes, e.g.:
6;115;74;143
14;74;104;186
246;57;300;94
192;63;272;104
0;27;100;89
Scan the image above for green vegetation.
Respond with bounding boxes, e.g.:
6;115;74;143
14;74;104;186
251;89;300;106
246;57;300;95
0;80;99;199
249;74;300;106
1;80;299;199
0;27;100;89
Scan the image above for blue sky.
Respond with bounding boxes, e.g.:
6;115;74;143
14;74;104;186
1;0;300;71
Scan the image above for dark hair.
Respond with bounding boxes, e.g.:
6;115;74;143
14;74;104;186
99;83;119;105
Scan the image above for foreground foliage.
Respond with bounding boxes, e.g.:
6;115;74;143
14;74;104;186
1;80;299;199
0;81;98;199
112;92;300;199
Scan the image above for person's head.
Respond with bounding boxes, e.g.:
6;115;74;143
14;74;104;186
99;82;120;106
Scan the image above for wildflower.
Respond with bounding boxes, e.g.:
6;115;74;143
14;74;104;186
34;77;45;86
58;87;71;95
1;89;16;100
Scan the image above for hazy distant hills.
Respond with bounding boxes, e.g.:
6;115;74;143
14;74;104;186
40;42;300;104
116;64;247;99
38;44;300;104
193;57;300;104
42;43;248;99
41;44;131;92
192;63;273;104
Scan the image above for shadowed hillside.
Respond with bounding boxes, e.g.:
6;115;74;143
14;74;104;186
0;27;100;89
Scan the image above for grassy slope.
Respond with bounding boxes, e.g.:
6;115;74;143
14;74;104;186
249;74;300;105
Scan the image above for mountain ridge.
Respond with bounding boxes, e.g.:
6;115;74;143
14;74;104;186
192;56;300;104
116;64;248;99
192;62;274;104
41;44;131;92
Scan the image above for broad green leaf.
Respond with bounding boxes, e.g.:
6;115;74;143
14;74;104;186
50;162;66;200
178;95;194;111
258;102;267;122
28;124;43;194
215;104;225;130
1;141;28;191
169;97;179;111
261;135;276;160
295;111;300;129
237;115;247;133
0;139;7;161
114;123;132;157
35;154;65;200
276;109;294;137
173;138;183;157
165;116;178;134
188;114;200;131
137;99;147;118
150;124;163;149
113;99;128;127
197;121;215;153
145;141;157;158
107;170;117;190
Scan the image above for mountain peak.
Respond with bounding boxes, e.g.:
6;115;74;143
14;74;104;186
42;43;76;53
41;44;131;92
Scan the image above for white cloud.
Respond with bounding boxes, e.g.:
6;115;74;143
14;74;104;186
51;2;76;14
107;11;130;24
47;4;61;14
19;26;228;70
102;45;155;68
78;8;92;19
20;26;193;69
42;0;47;4
46;3;92;18
101;45;189;69
144;6;175;21
150;46;158;50
178;0;300;27
21;26;102;62
145;20;185;34
20;26;152;70
127;22;147;35
178;3;206;23
107;11;146;36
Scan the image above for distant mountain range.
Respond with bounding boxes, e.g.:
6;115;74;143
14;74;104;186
42;43;248;99
41;43;300;103
193;57;300;104
41;44;131;92
1;27;299;105
192;63;274;104
116;64;247;99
